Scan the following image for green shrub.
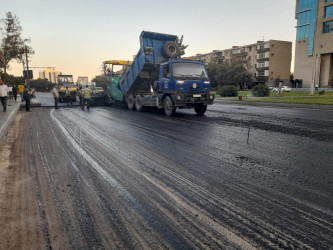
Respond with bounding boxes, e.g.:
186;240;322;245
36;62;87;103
251;84;270;97
319;90;325;95
216;85;238;97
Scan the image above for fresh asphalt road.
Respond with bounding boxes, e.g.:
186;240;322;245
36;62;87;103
1;99;332;249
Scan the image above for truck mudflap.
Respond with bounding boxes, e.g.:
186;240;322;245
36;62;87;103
171;93;214;106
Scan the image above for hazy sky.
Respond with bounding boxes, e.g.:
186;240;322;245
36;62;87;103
0;0;297;81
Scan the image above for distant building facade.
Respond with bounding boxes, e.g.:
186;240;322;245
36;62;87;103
77;76;89;86
187;40;292;86
294;0;333;88
39;68;61;84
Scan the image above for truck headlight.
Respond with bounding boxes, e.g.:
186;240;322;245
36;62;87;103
177;81;184;85
204;81;210;84
210;95;214;99
177;95;181;100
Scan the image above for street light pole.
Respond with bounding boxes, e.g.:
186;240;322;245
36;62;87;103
25;45;30;89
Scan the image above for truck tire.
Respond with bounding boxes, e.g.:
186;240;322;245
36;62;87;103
163;41;180;59
194;104;207;115
135;95;143;112
127;94;135;110
164;96;176;116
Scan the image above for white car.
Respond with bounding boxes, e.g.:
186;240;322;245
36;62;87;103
272;86;292;92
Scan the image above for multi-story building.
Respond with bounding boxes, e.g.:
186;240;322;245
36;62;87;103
187;40;292;86
294;0;333;88
39;67;61;84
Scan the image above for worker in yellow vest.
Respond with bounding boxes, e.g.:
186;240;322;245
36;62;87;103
82;85;91;110
65;87;73;106
18;83;25;101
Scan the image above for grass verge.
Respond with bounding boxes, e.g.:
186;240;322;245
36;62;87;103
213;90;333;105
244;97;333;105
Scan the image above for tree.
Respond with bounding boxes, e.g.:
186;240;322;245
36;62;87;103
206;58;219;89
0;73;24;86
92;74;107;90
176;35;188;57
0;12;34;77
208;60;253;90
30;78;54;92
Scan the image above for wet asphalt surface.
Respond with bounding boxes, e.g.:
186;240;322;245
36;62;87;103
18;96;333;249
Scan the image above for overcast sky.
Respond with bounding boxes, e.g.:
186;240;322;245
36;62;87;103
0;0;297;81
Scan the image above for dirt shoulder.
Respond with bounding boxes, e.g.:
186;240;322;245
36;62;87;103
0;112;45;250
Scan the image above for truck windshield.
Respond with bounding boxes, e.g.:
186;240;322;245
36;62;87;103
172;62;208;80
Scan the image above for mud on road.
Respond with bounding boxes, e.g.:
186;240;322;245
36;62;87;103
0;105;332;249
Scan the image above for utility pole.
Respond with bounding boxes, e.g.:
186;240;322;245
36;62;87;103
25;45;30;89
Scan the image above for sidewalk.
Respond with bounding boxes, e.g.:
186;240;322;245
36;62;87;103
0;97;22;140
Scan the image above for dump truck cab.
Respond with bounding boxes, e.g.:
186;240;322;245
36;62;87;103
158;60;213;107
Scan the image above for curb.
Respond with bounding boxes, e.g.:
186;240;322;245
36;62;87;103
0;101;21;141
20;99;41;109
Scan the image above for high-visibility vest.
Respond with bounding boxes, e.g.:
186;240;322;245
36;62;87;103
65;90;70;96
83;88;91;99
18;85;24;93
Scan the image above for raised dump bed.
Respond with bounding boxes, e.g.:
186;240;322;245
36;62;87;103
120;31;180;97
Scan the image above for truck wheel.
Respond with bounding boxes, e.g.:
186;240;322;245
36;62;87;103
164;96;176;116
135;95;143;112
194;104;207;115
127;94;135;110
163;41;180;59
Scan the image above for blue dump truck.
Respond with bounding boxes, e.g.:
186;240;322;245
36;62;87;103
108;31;214;116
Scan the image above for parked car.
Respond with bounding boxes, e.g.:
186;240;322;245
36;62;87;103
272;86;292;92
281;86;292;92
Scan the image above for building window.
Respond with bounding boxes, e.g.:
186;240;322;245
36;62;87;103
296;0;317;56
257;62;265;68
257;71;265;76
325;5;333;18
326;0;333;2
324;20;333;33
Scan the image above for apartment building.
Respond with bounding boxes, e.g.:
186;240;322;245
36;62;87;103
294;0;333;88
187;40;292;86
39;67;61;84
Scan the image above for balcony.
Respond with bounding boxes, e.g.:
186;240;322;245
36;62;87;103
257;48;270;53
232;51;248;57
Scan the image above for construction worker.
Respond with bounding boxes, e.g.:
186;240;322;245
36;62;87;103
65;87;72;105
22;85;32;112
78;86;84;106
50;85;59;109
82;85;91;110
18;83;24;101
